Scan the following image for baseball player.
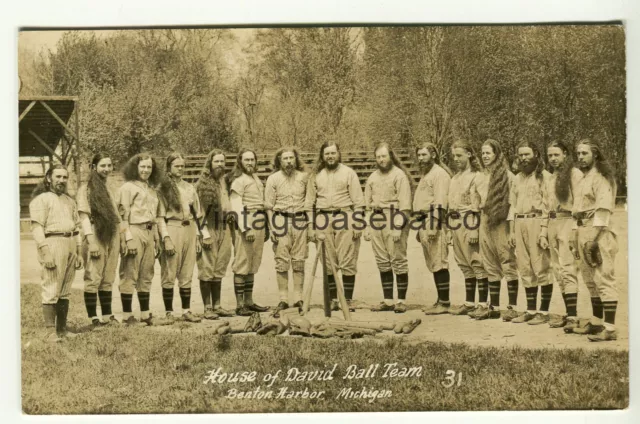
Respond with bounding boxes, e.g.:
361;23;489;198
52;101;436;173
305;141;365;312
545;141;583;330
445;140;488;317
411;143;452;315
470;139;519;320
76;153;121;328
365;143;412;313
569;139;619;341
228;149;269;316
508;141;553;325
265;147;310;315
156;152;206;324
196;149;234;319
118;154;163;326
30;165;83;342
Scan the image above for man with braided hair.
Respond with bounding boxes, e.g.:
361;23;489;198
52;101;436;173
508;141;553;325
76;153;121;328
196;150;234;319
470;139;518;321
265;147;311;315
570;139;619;341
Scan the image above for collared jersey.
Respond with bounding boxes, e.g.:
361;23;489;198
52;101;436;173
158;179;203;221
365;166;412;211
230;173;264;209
473;169;515;210
573;166;616;227
29;192;80;233
305;163;364;210
448;167;480;212
412;164;450;211
117;180;159;224
264;169;309;213
508;170;552;220
546;167;584;212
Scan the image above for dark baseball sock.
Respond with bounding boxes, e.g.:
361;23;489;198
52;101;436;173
179;288;191;310
98;290;112;316
488;280;501;307
380;270;394;300
200;280;212;308
525;287;538;312
56;298;70;334
121;293;133;313
433;269;450;304
244;274;255;304
564;292;578;317
602;300;618;325
540;284;553;312
212;279;222;308
343;275;355;300
233;274;245;306
137;291;150;312
477;278;489;303
507;280;519;307
84;291;98;318
328;274;337;300
464;278;477;304
396;273;409;301
591;297;603;319
162;288;174;312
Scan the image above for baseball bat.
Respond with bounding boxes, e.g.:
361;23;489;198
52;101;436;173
328;317;392;331
321;240;331;318
324;253;352;321
301;243;321;315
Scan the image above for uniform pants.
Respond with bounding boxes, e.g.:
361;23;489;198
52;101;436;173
316;213;360;276
479;219;517;282
371;224;409;274
548;218;579;294
39;236;77;304
82;234;119;293
417;226;448;272
197;225;232;280
119;225;155;294
232;227;265;275
514;218;550;288
272;216;309;272
450;218;486;280
160;222;197;289
577;219;618;301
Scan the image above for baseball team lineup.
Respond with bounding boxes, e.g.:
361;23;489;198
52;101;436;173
29;136;620;343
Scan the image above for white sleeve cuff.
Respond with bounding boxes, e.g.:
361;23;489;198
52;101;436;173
593;209;611;227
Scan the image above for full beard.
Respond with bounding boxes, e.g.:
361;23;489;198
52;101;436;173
212;167;224;179
520;158;538;175
325;161;339;170
377;162;392;173
242;165;255;175
283;164;295;175
419;160;434;174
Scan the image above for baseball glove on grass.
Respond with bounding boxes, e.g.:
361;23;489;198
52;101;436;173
583;241;603;267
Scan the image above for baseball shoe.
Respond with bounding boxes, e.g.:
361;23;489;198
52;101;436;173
475;306;501;320
370;302;395;312
183;311;202;323
449;304;475;316
212;307;234;317
394;303;407;314
91;318;107;332
331;300;340;311
247;303;269;313
292;300;304;312
236;306;253;317
470;305;489;319
139;313;154;326
154;312;176;326
511;311;536;324
563;317;580;333
105;316;120;326
203;308;219;320
548;315;567;328
588;329;618;342
501;306;519;322
527;313;550;325
272;301;289;318
123;316;140;326
423;302;450;315
572;322;605;335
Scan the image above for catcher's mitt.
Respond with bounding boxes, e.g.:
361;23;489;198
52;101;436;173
583;241;603;267
243;312;263;332
289;316;311;337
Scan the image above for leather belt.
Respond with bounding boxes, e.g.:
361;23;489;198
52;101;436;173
573;210;595;220
275;211;307;218
132;222;154;230
317;209;351;216
45;231;79;238
167;219;192;226
549;211;572;219
515;212;542;219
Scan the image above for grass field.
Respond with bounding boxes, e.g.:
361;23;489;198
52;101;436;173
21;284;628;414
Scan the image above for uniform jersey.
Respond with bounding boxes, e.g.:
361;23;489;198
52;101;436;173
448;167;480;213
413;164;450;212
305;164;364;211
264;170;309;213
508;170;552;220
365;166;412;211
30;192;80;235
230;173;265;210
117;180;159;224
546;168;583;212
573;166;616;227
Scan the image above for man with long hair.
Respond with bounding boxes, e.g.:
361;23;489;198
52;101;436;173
156;152;207;324
118;153;163;326
76;154;120;328
30;165;84;342
444;140;488;317
228;148;269;316
365;143;413;313
196;149;234;319
411;143;452;315
545;141;583;330
265;147;310;315
570;138;619;341
470;139;519;321
507;140;553;325
305;140;365;311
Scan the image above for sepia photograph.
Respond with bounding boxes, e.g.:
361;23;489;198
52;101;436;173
17;22;628;414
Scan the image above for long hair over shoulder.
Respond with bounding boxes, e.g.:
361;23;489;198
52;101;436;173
87;154;119;243
547;140;574;205
516;140;545;182
375;142;414;192
157;152;184;213
197;149;227;228
451;140;481;173
576;138;617;190
227;148;258;187
121;153;163;186
314;140;341;174
415;142;453;176
272;147;305;173
32;164;68;199
482;139;511;227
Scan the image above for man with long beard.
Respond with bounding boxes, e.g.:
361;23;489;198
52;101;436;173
30;165;84;342
446;140;488;317
76;154;121;328
265;147;310;315
410;143;452;315
545;141;583;330
156;152;206;324
228;149;270;316
508;141;553;325
470;140;519;321
570;139;619;342
196;149;234;319
305;141;365;311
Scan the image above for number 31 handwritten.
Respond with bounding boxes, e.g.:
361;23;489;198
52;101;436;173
441;370;462;388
